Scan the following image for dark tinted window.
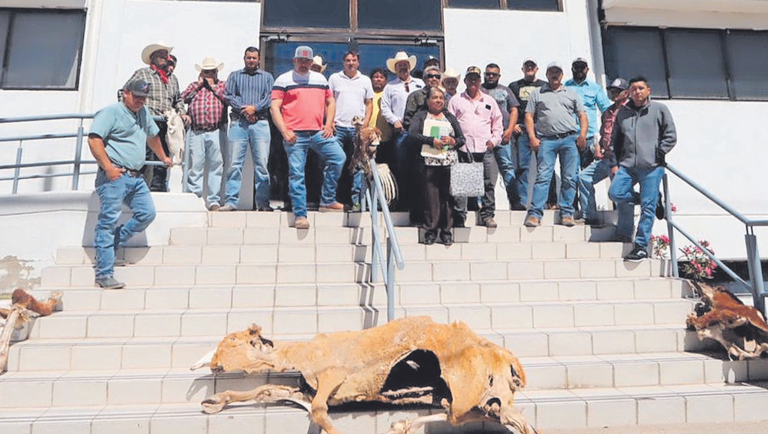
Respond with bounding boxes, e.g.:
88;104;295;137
665;29;728;99
507;0;560;11
263;0;349;28
448;0;500;9
2;10;85;89
358;0;442;30
725;31;768;101
0;12;8;85
603;27;669;98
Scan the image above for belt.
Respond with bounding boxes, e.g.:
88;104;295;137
540;131;576;140
112;164;142;177
293;130;319;134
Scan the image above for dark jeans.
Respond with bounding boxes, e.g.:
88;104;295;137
453;149;498;222
142;120;169;192
420;164;453;236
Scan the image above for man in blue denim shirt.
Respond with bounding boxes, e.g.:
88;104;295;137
565;58;611;170
88;80;172;289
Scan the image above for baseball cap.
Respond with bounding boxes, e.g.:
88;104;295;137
124;79;150;97
423;55;440;66
546;61;563;72
465;66;482;77
294;46;314;60
572;57;589;67
523;57;537;66
607;77;629;91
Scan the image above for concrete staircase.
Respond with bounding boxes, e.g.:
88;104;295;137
3;209;768;434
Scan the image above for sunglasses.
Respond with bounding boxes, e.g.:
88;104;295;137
485;72;499;77
426;74;441;79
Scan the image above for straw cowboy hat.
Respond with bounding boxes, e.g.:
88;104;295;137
442;67;460;81
312;55;327;72
386;51;417;74
141;41;173;65
195;57;225;72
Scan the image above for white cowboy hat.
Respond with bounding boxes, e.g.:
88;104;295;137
442;67;460;81
386;51;417;74
195;57;225;72
141;41;173;65
312;55;327;72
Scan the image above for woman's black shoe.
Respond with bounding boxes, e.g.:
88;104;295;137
440;232;453;246
423;232;437;245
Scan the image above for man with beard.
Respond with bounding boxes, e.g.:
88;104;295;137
121;42;189;192
482;63;521;210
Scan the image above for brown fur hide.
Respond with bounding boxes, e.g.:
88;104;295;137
0;289;62;373
193;316;539;434
686;284;768;360
347;116;382;176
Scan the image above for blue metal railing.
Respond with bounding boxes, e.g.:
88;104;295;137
366;159;405;322
662;164;768;313
0;113;187;194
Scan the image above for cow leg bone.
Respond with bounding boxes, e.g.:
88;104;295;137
387;414;449;434
201;384;305;414
309;370;347;434
0;306;24;373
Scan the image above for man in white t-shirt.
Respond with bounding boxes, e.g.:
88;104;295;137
329;51;374;210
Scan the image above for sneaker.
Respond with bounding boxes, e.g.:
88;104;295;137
319;202;344;212
219;203;236;212
208;204;221;211
440;232;453;246
560;215;575;227
624;245;648;262
95;276;125;290
294;216;310;230
423;232;437;245
524;215;541;227
482;217;498;228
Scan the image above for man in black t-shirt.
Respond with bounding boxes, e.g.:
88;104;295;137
509;58;548;210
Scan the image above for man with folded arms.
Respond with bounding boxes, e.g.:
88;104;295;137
89;80;172;289
271;46;346;230
523;62;588;228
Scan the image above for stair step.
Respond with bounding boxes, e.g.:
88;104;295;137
1;382;767;433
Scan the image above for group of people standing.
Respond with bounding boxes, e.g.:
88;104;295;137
85;41;676;289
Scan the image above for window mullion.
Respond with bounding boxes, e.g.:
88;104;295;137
0;10;15;88
659;28;672;99
721;30;735;101
350;0;358;32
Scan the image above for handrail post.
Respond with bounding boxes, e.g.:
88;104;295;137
745;230;766;315
386;237;395;322
12;141;23;194
370;181;379;283
72;119;85;190
662;171;678;277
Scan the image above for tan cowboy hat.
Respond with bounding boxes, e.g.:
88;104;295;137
195;57;225;72
442;67;460;81
312;55;327;72
386;51;417;74
141;41;173;65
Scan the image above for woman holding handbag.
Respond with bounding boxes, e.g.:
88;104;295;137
408;86;465;245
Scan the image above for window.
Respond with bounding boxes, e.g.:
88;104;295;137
603;26;768;101
725;31;768;101
0;9;86;90
507;0;560;11
447;0;502;9
263;0;349;28
358;0;441;31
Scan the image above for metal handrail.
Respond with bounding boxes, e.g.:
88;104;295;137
662;163;766;313
0;113;187;194
367;159;405;322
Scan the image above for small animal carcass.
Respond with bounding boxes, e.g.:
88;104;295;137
191;316;539;434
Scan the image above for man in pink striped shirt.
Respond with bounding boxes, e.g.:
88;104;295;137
447;66;504;228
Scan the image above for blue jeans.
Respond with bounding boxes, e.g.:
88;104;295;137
528;135;579;218
335;126;364;207
391;130;416;211
609;166;664;249
494;140;518;205
225;119;271;208
515;133;533;208
284;131;346;217
578;159;634;238
186;129;224;207
94;169;156;279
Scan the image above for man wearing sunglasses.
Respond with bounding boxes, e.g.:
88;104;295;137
482;63;521;211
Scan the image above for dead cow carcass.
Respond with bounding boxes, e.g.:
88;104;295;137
191;316;539;434
686;284;768;360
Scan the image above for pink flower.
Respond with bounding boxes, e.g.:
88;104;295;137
671;204;677;212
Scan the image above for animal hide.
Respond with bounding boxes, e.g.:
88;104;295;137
191;316;540;434
686;283;768;360
0;289;62;373
346;117;398;206
164;110;185;165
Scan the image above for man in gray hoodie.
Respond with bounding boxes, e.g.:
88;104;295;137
608;76;677;262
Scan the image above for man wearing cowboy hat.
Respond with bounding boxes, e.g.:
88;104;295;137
121;41;189;192
223;46;275;211
381;51;425;212
311;55;327;75
181;57;228;211
442;68;460;103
